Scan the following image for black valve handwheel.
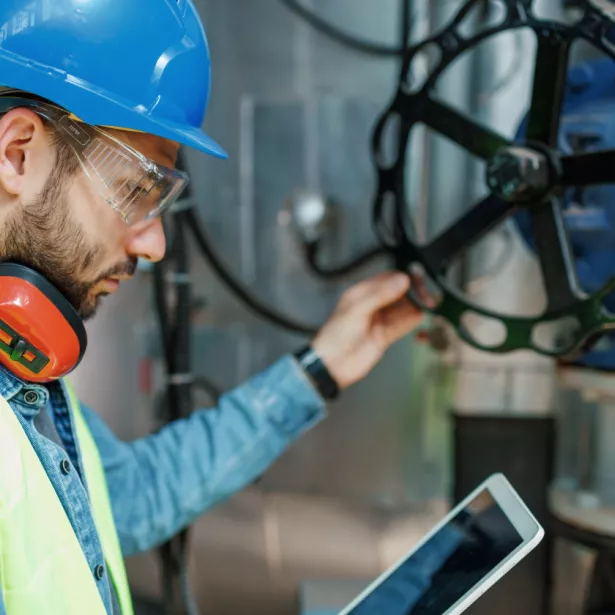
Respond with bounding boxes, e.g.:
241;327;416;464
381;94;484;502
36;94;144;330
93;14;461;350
372;0;615;356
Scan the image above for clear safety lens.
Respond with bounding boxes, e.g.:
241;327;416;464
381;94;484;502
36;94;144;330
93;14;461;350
80;137;188;225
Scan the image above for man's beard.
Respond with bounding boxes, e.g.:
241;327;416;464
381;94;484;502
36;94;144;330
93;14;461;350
0;163;136;320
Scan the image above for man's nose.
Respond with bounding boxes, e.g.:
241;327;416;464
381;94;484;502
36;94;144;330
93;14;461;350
125;218;167;263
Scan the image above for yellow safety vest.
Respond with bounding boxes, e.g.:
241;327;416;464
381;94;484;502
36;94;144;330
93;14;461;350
0;382;134;615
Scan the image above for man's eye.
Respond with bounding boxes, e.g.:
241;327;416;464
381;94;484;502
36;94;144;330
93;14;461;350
120;182;148;204
129;187;149;201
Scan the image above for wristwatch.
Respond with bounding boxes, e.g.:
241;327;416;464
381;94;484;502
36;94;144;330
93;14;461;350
293;345;340;401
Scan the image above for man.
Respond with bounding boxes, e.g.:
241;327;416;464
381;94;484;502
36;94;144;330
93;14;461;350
0;2;427;614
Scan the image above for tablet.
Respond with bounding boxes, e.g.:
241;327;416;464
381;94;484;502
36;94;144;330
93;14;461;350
338;473;544;615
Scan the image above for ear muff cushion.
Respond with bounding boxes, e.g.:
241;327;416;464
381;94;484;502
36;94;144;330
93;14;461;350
0;263;87;381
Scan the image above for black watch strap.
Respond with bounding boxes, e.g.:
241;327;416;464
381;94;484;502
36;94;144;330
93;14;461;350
293;345;340;401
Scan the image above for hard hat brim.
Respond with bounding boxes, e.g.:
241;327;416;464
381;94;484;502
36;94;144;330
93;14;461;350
0;56;229;160
139;114;229;160
106;104;228;159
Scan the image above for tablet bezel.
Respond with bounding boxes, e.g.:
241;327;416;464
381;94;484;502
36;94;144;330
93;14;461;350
337;472;544;615
446;473;545;615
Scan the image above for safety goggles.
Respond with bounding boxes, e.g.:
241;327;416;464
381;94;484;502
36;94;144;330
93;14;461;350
0;96;189;226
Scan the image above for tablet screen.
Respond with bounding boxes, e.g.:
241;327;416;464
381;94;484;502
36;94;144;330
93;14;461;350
346;489;523;615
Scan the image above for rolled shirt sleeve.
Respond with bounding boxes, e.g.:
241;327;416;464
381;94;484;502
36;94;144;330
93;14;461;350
80;355;327;556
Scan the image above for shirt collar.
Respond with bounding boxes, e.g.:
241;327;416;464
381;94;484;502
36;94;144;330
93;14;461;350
0;362;41;401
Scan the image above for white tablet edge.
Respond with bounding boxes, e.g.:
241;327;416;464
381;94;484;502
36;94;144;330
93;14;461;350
446;473;544;615
337;472;544;615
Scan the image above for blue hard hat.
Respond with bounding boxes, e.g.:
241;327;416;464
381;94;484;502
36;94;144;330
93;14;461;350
0;0;227;159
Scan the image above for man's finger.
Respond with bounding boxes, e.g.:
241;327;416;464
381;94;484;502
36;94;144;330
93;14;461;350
378;299;425;346
339;271;405;306
343;272;411;315
410;273;438;309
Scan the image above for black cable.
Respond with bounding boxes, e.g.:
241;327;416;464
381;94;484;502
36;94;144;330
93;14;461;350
184;205;319;336
168;213;192;423
160;212;198;615
152;152;205;615
373;0;418;266
153;256;182;614
170;181;199;615
400;0;412;54
278;0;406;58
304;241;389;278
153;260;173;368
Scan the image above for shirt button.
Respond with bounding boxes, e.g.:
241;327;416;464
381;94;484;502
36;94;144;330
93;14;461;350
23;390;40;405
95;564;105;580
60;459;71;475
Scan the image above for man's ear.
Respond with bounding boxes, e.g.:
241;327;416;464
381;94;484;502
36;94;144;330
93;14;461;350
0;108;51;197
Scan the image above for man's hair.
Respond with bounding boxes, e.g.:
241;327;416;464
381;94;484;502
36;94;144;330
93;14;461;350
45;121;81;177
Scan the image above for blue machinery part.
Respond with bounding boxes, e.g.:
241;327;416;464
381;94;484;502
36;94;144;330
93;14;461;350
515;57;615;370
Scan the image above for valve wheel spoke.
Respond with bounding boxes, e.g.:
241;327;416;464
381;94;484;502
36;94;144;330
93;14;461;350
526;34;571;146
560;149;615;186
421;98;511;161
528;198;583;311
421;194;518;273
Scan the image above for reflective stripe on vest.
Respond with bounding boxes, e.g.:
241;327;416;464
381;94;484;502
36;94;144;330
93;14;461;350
0;382;134;615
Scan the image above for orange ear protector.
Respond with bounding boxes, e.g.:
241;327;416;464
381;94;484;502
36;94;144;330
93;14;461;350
0;263;87;383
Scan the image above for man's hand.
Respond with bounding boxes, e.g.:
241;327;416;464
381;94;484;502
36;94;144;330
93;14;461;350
312;271;432;390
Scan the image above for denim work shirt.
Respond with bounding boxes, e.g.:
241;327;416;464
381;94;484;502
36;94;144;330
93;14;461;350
0;355;326;615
